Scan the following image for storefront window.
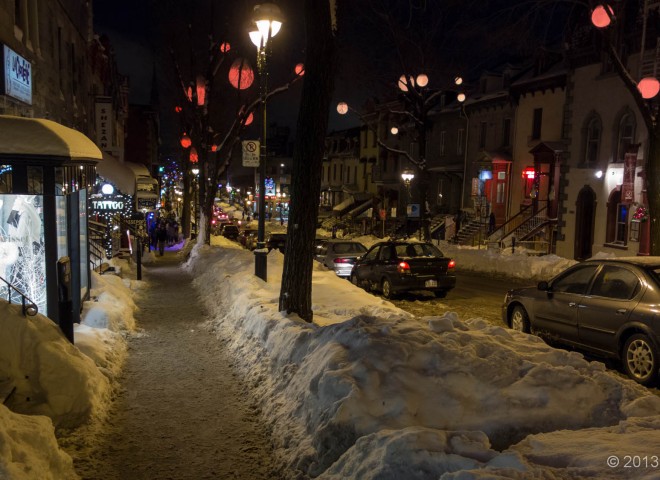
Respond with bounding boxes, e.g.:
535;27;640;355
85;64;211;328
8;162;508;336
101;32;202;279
0;194;46;315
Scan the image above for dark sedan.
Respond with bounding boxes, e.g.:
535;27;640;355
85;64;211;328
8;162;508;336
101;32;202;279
350;241;456;299
502;257;660;386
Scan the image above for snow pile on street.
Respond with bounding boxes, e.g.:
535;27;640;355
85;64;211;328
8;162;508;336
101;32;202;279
0;258;138;479
186;238;660;479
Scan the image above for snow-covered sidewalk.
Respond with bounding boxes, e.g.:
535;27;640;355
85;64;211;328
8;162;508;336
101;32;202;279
63;249;279;479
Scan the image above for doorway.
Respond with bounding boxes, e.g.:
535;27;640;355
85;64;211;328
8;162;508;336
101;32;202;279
575;186;596;260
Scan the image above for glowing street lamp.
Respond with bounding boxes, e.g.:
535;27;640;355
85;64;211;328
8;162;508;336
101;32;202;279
250;2;283;282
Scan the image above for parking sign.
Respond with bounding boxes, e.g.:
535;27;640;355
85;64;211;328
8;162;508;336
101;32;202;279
242;140;260;167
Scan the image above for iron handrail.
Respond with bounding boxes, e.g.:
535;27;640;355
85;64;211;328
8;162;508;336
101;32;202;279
0;275;38;316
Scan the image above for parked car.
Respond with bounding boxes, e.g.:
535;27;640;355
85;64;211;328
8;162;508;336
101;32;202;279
266;233;287;253
221;224;240;240
238;229;258;248
350;241;456;299
502;257;660;386
315;240;368;278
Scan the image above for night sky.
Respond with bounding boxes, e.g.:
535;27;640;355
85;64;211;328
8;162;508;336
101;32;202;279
92;1;577;152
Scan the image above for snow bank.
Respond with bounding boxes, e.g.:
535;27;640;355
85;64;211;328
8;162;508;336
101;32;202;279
186;240;660;478
0;405;78;480
0;302;110;429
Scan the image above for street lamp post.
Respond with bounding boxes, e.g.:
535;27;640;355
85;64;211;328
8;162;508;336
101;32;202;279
249;2;282;281
401;168;415;238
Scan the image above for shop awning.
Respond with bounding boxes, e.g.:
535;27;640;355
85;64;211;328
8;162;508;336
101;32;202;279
96;153;137;195
0;115;102;162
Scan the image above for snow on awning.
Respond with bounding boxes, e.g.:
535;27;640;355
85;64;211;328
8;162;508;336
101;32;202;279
96;153;137;195
0;115;102;163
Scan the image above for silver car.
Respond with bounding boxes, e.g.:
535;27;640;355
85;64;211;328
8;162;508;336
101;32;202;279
502;257;660;386
315;240;368;278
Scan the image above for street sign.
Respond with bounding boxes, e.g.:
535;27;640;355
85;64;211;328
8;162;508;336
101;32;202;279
242;140;260;167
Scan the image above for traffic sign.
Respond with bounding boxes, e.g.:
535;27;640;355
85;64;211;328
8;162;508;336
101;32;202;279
242;140;260;167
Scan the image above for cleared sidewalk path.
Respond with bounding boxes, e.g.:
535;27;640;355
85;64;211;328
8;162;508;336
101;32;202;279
73;249;280;480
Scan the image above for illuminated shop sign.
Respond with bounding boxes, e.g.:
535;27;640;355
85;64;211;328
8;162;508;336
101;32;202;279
90;194;132;215
265;177;276;196
2;45;32;105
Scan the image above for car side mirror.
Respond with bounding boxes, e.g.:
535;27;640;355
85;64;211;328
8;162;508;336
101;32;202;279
537;281;550;291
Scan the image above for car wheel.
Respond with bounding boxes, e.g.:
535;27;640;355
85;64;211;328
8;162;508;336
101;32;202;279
622;334;658;386
434;290;447;298
510;305;530;333
381;278;395;299
350;274;360;288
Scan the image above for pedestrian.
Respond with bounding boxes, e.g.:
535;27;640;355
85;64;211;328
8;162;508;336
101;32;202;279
157;222;168;256
488;212;496;234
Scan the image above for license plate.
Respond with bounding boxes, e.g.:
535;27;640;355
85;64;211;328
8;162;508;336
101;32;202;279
425;279;438;288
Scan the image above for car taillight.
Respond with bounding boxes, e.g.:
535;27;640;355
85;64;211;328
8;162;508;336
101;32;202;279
397;261;410;273
334;258;352;264
448;259;456;269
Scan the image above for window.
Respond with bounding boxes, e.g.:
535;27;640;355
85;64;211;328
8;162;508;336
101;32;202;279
532;108;542;140
333;164;337;181
457;129;464;155
363;246;380;261
439;131;446;156
589;265;640;300
584;116;601;165
479;122;487;148
615;204;628;243
502;118;511;147
616;113;636;163
551;265;600;295
345;165;349;183
354;166;358;183
496;182;505;204
606;189;628;245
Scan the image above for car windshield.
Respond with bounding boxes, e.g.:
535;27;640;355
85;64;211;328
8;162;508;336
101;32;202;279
333;243;367;254
395;243;443;258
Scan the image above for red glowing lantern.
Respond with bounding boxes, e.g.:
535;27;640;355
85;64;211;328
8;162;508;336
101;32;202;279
638;77;660;99
196;75;206;106
190;147;198;163
211;144;218;152
228;59;254;90
220;42;231;53
186;86;193;102
175;105;182;113
294;63;305;76
180;133;192;149
243;112;254;126
591;4;613;28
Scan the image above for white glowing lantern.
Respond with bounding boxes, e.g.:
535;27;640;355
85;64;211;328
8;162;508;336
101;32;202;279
457;93;466;102
638;77;660;99
416;74;428;87
454;76;463;85
337;102;348;115
391;127;399;135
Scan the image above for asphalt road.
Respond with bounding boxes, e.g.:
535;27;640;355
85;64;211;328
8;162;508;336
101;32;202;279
387;271;533;327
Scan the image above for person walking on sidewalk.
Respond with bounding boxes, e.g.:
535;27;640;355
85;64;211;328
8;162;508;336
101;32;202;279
156;222;168;256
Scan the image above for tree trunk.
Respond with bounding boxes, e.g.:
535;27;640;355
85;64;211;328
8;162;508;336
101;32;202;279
278;0;336;322
647;122;660;255
182;173;192;238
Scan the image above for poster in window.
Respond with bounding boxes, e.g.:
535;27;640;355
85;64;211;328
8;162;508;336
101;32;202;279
621;146;639;204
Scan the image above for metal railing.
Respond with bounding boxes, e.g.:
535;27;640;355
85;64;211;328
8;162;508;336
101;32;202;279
0;275;38;316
